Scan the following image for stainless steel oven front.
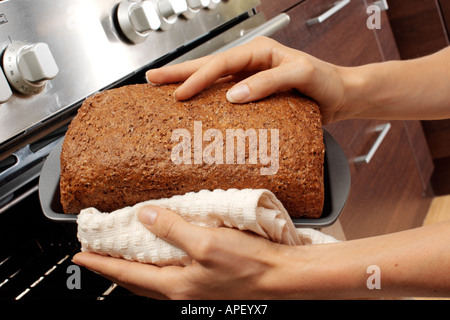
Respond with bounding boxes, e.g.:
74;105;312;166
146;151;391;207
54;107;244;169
0;0;289;300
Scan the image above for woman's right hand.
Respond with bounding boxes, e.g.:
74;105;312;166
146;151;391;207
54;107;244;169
146;36;359;124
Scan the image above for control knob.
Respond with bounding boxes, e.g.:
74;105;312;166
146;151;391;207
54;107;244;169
183;0;210;19
207;0;221;10
2;42;59;95
153;0;188;30
117;1;161;44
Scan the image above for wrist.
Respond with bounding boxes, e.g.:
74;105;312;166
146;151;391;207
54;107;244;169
336;65;377;121
270;240;391;300
260;243;368;299
338;60;414;121
290;243;371;299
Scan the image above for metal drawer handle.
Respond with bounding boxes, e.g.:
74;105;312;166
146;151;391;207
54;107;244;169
354;123;391;164
306;0;351;26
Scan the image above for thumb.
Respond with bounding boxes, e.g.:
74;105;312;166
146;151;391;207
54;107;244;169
138;206;204;256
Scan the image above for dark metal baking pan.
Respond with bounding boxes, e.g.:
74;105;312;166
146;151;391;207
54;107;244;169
296;130;351;228
39;130;350;227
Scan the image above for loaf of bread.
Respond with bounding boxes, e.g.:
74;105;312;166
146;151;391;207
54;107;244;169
60;82;325;218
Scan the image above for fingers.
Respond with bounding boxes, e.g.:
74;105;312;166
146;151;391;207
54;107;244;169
73;206;213;299
146;37;280;100
146;57;208;84
162;54;252;100
146;36;329;108
226;63;293;103
138;206;212;260
72;252;173;299
146;56;220;100
226;58;315;103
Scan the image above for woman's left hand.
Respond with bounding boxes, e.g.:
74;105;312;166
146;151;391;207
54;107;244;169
72;205;298;300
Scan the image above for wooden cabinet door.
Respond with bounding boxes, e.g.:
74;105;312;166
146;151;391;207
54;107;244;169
384;0;450;196
439;0;450;38
386;0;449;59
366;0;401;61
267;0;384;66
329;120;431;239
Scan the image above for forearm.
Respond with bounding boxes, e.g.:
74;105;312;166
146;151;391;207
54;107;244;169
273;221;450;299
342;47;450;121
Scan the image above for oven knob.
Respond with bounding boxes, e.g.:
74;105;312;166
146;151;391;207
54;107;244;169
2;42;59;95
183;0;210;19
207;0;221;10
154;0;188;30
117;1;161;44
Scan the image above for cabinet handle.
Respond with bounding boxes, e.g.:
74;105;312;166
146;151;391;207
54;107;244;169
306;0;351;26
354;123;391;164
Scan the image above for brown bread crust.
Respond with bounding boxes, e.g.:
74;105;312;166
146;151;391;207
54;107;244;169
60;83;324;218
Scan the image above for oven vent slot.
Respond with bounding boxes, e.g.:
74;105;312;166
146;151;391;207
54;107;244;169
29;125;67;154
0;125;67;208
0;155;17;174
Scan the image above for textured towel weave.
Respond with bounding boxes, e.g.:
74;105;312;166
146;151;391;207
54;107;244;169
77;189;338;266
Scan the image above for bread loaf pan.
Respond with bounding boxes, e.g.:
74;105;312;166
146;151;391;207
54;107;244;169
39;130;350;227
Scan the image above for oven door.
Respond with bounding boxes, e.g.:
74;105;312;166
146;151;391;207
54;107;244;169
0;12;290;301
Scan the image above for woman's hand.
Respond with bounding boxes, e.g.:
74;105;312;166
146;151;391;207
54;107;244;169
146;36;356;124
72;206;450;299
72;205;301;300
147;36;450;122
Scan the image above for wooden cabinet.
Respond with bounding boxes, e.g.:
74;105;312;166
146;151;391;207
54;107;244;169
439;0;450;38
332;120;432;238
260;0;390;65
386;0;449;59
385;0;450;195
258;0;434;239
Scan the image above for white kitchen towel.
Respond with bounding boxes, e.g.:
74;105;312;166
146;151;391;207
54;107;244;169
77;189;338;266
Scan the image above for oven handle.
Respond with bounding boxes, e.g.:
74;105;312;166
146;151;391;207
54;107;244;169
211;13;291;54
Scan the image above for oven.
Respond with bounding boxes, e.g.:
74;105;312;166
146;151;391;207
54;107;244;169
0;0;289;301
